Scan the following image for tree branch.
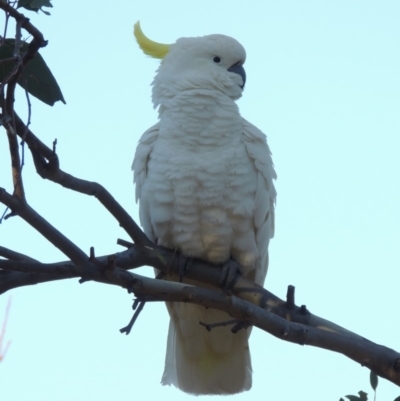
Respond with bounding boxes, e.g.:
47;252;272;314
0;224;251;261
13;113;151;247
0;2;48;206
0;187;89;266
2;247;399;386
0;239;399;386
0;245;38;261
129;277;400;386
0;2;47;43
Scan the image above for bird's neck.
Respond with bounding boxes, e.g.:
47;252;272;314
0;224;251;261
157;89;241;145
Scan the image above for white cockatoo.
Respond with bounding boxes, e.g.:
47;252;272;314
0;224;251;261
132;22;277;395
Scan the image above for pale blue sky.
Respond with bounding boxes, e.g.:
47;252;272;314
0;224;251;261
1;1;399;400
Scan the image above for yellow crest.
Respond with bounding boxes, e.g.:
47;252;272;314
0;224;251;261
133;21;170;59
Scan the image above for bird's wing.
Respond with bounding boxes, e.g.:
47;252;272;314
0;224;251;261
242;118;277;285
132;122;160;242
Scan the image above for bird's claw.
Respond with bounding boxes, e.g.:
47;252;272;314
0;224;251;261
219;259;242;289
178;254;193;282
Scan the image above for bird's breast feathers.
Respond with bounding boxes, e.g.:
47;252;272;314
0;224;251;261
136;92;268;277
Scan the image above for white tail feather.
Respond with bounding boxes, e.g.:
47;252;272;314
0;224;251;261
161;304;252;395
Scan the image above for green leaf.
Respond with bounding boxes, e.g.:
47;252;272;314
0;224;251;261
369;371;378;390
30;0;52;8
17;0;52;14
0;41;19;81
0;40;65;106
345;396;363;401
358;391;368;401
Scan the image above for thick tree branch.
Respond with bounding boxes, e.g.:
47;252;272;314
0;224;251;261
1;248;399;386
1;235;400;385
129;278;400;385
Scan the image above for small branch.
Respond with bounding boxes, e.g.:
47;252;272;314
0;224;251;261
0;206;9;223
13;14;23;59
2;19;47;111
117;238;134;249
14;113;53;159
0;187;89;267
119;300;146;335
0;2;47;43
5;123;25;200
0;4;47;205
2;7;10;44
0;259;74;274
286;284;295;309
21;82;32;141
7;113;150;247
0;298;12;362
0;246;38;261
0;56;17;65
0;270;78;293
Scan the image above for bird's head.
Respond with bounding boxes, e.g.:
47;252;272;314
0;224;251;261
134;22;246;108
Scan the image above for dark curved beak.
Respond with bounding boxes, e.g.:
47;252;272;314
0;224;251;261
228;62;246;89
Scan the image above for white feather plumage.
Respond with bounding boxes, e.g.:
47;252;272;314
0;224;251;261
133;32;276;395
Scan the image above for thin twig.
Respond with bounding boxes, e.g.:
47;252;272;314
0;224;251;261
117;238;134;248
0;56;18;65
0;259;75;274
2;7;10;45
0;205;9;223
20;78;32;159
0;2;47;43
5;123;25;201
0;298;11;362
119;301;146;335
13;15;23;59
3;111;151;247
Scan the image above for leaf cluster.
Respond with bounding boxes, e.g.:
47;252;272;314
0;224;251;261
17;0;52;15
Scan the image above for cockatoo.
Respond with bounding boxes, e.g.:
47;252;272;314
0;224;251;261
132;22;277;395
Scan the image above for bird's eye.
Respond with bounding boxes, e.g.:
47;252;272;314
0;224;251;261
213;56;221;63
